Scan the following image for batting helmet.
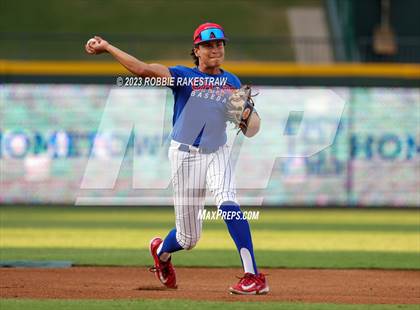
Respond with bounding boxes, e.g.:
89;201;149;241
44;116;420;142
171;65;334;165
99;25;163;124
193;22;228;45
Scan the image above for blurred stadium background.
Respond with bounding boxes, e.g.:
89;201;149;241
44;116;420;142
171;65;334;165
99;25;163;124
0;0;419;308
1;0;419;206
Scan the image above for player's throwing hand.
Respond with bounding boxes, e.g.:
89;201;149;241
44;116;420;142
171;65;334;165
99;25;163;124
85;36;109;55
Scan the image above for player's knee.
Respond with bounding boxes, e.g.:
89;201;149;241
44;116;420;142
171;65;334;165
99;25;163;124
183;235;200;250
177;233;200;250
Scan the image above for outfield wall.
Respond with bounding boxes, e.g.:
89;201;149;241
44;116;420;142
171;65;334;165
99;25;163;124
1;84;418;206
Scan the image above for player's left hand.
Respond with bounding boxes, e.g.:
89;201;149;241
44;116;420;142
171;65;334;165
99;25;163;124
225;85;259;137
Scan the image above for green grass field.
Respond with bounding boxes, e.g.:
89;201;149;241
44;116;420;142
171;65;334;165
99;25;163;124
1;206;419;269
1;206;419;309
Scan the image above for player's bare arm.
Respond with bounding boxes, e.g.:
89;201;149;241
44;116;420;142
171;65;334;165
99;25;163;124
243;110;261;138
85;36;171;78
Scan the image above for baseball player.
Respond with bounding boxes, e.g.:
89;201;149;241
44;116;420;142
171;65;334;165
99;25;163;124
85;22;268;295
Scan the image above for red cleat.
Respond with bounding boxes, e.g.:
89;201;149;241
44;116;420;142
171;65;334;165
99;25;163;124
149;237;177;289
229;273;269;295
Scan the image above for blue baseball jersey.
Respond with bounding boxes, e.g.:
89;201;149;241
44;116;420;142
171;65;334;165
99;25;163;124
168;66;241;148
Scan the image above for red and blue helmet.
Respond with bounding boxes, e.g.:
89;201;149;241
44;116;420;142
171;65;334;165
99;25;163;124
193;22;228;45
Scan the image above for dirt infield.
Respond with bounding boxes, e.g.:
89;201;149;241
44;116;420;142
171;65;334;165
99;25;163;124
1;267;419;304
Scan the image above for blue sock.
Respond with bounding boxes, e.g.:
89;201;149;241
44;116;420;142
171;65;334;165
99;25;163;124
220;201;258;274
158;228;183;257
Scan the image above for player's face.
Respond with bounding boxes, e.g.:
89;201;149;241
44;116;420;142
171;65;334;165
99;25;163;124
196;40;225;68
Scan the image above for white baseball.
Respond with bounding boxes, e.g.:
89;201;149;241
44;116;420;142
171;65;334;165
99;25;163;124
87;38;97;46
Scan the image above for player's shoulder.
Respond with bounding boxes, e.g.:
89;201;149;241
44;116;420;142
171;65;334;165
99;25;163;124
169;65;195;76
222;69;242;89
169;65;193;71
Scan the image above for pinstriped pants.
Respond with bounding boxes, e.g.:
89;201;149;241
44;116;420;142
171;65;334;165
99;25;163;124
168;140;238;250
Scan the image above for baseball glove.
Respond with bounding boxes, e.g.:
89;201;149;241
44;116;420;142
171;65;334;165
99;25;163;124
225;85;257;134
